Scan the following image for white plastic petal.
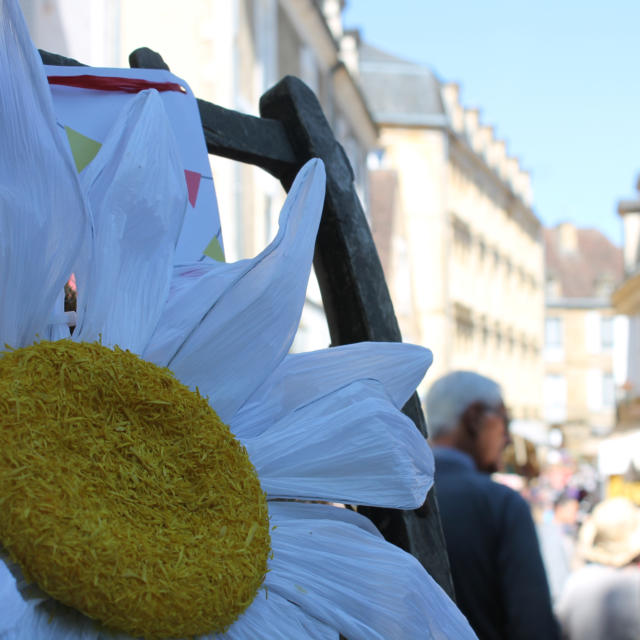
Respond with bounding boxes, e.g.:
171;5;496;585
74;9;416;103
244;380;434;508
45;291;72;341
233;341;433;438
267;519;477;640
0;0;89;348
0;550;48;606
167;158;326;422
144;259;252;367
0;588;336;640
0;561;28;634
215;590;337;640
268;500;383;538
0;600;102;640
72;90;187;353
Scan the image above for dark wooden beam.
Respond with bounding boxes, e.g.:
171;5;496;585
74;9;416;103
195;99;297;178
128;47;169;71
39;49;85;67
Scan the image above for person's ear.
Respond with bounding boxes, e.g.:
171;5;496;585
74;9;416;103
459;401;487;440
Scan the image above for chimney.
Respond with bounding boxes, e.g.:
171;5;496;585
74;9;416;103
464;108;480;149
322;0;344;40
477;124;493;159
557;222;578;254
442;83;464;133
340;29;360;76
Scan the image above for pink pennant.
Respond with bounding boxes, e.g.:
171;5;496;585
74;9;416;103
184;169;202;208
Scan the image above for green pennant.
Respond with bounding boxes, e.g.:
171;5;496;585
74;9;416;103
203;235;225;262
64;126;102;172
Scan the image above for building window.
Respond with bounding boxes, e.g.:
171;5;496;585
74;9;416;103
482;325;490;344
495;325;503;351
519;266;527;285
505;258;513;279
545;274;561;299
586;369;616;411
454;303;474;349
478;238;487;261
601;316;614;350
451;215;472;249
602;372;615;408
595;275;615;299
544;374;567;423
545;317;563;347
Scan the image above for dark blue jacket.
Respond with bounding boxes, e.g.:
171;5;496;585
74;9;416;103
434;447;560;640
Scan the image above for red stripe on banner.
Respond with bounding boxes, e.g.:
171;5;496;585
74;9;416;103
47;75;187;94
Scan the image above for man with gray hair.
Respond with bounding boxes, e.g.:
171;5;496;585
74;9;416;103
426;371;559;640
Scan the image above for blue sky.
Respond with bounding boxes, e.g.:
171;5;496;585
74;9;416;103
343;0;640;246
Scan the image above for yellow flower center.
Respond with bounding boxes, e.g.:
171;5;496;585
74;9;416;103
0;340;270;638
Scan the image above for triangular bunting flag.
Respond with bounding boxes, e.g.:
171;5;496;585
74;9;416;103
184;169;202;208
203;235;225;262
64;126;102;173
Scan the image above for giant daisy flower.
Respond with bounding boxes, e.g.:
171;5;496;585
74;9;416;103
0;1;475;638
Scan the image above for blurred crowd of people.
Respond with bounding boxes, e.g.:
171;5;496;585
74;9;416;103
426;370;640;640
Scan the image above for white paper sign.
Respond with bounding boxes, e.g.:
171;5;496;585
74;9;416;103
44;65;223;263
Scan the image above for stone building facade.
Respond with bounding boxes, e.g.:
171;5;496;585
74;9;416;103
355;44;545;428
544;223;625;457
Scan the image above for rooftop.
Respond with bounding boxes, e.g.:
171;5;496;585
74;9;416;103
356;43;445;125
544;223;623;301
